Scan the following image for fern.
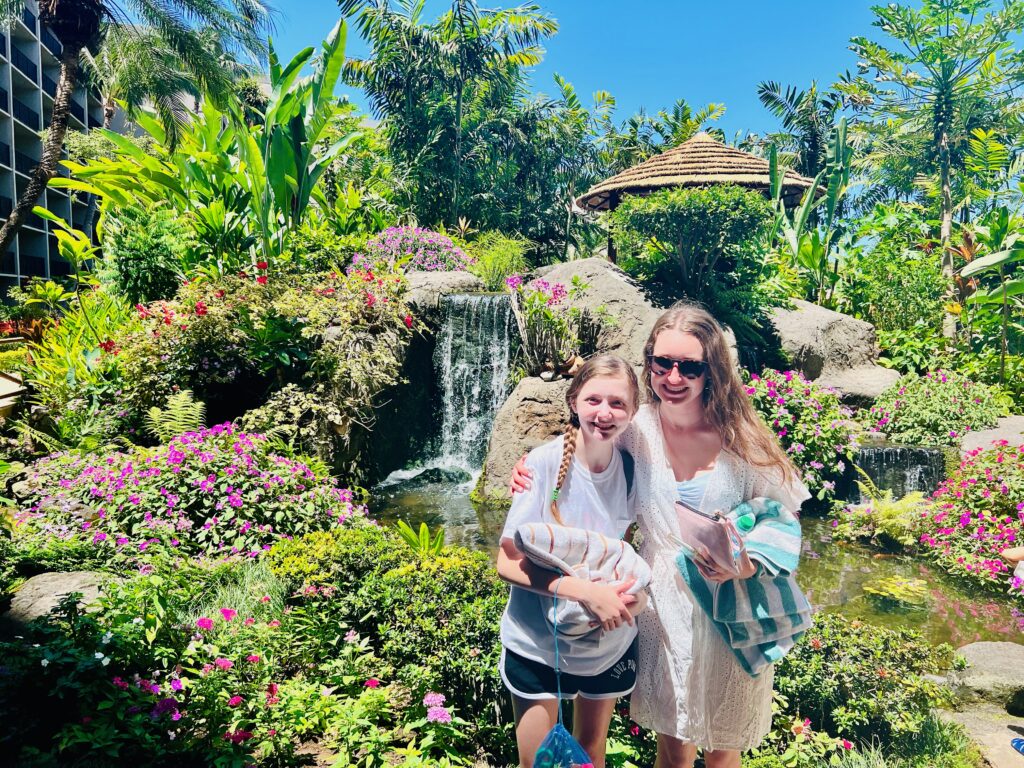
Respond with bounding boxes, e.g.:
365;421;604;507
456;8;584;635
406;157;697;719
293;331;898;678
850;466;928;550
146;390;206;443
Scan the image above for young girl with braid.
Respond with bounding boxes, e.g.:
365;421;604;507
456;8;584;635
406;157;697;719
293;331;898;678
496;354;646;768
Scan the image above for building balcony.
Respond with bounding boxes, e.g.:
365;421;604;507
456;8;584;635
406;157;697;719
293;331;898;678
40;27;62;57
23;208;44;230
0;86;8;113
0;141;11;166
0;33;8;60
69;100;84;123
42;72;56;99
22;8;36;32
14;149;37;176
12;97;39;129
1;251;15;274
21;255;46;277
11;46;37;83
0;196;12;218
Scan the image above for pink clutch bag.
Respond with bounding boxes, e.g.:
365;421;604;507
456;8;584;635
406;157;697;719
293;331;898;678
674;500;746;578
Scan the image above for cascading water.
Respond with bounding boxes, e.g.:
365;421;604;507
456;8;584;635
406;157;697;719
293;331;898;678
372;293;516;546
432;294;515;470
852;445;946;503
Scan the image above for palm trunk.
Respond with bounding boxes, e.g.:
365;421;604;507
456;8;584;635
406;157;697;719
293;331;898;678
0;46;82;256
80;99;114;241
452;77;463;224
938;129;957;339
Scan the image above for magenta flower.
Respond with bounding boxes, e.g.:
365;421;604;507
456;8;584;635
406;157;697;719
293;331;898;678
228;695;243;707
427;705;452;723
214;657;233;670
196;617;214;631
364;678;380;688
219;608;237;622
246;654;260;663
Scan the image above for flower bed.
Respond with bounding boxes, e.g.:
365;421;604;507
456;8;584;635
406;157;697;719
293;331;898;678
866;369;1005;448
919;441;1024;592
14;424;363;561
745;369;859;503
352;226;473;272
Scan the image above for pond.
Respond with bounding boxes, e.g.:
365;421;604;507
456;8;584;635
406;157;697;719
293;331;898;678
370;477;1024;648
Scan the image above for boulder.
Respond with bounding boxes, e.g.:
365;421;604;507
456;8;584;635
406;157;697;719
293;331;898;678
1;571;106;636
478;377;571;503
405;271;486;322
769;300;896;405
949;641;1024;714
961;415;1024;455
535;258;662;364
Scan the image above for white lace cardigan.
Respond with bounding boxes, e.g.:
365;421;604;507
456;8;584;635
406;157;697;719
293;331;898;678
618;404;810;751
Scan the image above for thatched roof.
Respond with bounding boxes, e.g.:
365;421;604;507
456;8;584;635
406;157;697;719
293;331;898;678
576;132;820;211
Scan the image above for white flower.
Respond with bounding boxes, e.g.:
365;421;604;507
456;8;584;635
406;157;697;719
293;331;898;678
167;731;176;741
132;617;144;625
40;659;49;667
101;631;113;645
95;652;105;660
101;658;110;667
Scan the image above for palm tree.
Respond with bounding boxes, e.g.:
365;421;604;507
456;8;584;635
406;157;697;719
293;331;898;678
0;0;273;257
756;80;840;177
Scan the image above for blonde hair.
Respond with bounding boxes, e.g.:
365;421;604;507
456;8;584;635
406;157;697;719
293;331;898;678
641;301;798;484
550;354;640;525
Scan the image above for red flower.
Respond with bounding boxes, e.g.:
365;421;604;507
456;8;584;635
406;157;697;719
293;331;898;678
0;321;15;335
256;261;268;271
215;289;226;299
809;637;823;650
403;314;413;328
136;303;150;318
256;276;268;285
194;301;208;316
364;678;380;688
238;271;248;278
98;340;118;355
366;293;376;308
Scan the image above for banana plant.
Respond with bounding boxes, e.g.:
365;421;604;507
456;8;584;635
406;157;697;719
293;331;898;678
961;205;1024;385
769;118;852;308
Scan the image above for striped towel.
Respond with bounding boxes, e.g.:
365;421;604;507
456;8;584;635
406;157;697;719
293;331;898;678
676;497;812;677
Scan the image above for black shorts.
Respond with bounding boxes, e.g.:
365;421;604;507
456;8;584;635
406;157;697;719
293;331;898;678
500;637;638;701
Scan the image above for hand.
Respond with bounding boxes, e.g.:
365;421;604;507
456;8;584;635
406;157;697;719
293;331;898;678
509;454;532;494
578;579;636;632
691;547;735;584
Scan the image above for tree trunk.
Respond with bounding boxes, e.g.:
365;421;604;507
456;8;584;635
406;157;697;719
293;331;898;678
939;129;957;339
0;46;82;256
451;77;463;224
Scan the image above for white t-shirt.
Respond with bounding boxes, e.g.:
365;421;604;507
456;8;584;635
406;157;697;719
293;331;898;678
499;434;637;676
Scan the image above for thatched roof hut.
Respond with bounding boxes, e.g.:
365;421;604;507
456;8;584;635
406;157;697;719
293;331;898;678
576;132;819;211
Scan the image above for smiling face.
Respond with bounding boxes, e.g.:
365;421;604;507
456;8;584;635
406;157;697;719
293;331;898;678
571;374;636;445
649;328;707;409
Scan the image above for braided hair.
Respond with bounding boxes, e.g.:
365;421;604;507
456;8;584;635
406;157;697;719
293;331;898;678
550;354;640;525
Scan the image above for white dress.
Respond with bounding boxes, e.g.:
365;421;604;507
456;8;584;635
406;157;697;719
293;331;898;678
619;404;810;751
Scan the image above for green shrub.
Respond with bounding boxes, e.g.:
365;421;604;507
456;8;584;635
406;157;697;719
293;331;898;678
102;205;191;305
15;424;365;560
468;231;530;291
841;248;945;333
744;369;860;504
611;184;779;344
866;370;1006;448
775;615;953;748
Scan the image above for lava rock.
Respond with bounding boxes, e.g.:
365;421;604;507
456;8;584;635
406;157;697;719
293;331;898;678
1;571;107;637
949;641;1024;714
397;467;473;488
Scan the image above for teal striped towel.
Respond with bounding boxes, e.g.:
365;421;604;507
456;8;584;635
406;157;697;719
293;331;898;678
676;497;812;677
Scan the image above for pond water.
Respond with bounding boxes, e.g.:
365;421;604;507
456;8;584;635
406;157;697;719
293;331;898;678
370;481;1024;648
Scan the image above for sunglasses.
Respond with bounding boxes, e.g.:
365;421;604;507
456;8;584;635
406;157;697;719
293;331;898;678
647;355;709;379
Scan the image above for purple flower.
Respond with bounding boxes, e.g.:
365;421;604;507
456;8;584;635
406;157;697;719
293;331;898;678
427;705;452;723
423;692;446;707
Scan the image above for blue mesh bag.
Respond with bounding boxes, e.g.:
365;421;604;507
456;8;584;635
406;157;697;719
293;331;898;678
533;583;595;768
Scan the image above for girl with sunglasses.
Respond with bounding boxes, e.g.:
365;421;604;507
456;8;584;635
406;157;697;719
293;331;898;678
511;302;808;768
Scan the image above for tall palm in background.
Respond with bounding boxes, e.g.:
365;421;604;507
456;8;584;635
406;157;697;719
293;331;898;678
0;0;273;256
757;80;841;177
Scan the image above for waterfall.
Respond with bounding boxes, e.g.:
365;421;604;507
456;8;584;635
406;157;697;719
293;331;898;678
853;445;946;502
432;293;515;471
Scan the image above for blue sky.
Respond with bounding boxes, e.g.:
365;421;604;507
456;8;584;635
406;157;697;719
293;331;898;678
272;0;879;137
